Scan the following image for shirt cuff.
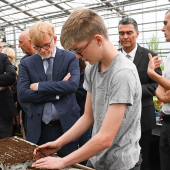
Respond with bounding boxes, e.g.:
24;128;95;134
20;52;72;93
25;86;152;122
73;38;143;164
37;83;39;90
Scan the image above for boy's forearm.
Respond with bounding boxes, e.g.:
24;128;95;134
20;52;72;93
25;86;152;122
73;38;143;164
63;132;108;167
149;71;170;91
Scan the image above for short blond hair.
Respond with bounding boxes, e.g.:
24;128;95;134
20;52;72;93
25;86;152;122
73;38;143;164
60;8;108;50
2;47;15;63
29;22;55;46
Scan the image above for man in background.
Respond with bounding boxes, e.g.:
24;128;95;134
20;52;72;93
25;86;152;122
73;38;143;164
18;30;36;59
17;30;36;136
18;22;80;157
0;53;18;139
148;9;170;170
118;17;162;170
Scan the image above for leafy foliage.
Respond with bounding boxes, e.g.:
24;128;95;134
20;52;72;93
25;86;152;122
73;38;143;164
146;35;163;110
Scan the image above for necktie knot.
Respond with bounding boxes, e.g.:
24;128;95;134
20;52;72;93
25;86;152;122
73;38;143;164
44;57;53;64
126;54;131;58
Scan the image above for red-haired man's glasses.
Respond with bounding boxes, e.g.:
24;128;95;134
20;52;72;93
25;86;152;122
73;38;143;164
34;38;53;51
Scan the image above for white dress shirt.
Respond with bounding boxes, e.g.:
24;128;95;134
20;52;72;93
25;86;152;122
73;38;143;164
122;43;138;62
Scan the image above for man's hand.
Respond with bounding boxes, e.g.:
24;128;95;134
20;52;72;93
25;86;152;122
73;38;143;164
0;87;7;91
63;73;71;81
148;53;162;76
33;141;61;162
30;83;38;91
32;156;65;169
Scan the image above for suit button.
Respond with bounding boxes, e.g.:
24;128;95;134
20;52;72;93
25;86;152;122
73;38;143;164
38;113;40;116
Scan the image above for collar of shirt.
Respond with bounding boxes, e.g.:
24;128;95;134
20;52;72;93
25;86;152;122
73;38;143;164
122;43;138;61
41;47;56;73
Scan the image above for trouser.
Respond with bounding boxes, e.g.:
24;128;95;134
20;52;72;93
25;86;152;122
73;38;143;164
79;127;92;166
159;120;170;170
37;121;79;157
130;165;141;170
139;130;152;170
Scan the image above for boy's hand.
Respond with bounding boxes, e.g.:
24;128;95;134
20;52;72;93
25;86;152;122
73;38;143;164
32;156;65;170
33;141;61;162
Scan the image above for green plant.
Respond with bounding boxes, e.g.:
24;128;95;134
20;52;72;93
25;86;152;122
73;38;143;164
146;34;159;53
146;35;163;110
153;96;162;110
146;34;164;71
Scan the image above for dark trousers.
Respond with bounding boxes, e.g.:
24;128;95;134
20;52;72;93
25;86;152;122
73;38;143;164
139;130;152;170
79;127;91;147
130;165;141;170
37;122;78;157
159;121;170;170
0;114;13;139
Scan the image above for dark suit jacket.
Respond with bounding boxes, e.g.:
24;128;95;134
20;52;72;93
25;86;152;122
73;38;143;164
0;53;18;119
120;44;162;132
18;47;80;144
17;54;30;132
76;72;87;116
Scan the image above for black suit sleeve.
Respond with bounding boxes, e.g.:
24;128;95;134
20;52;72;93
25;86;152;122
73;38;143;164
0;54;16;87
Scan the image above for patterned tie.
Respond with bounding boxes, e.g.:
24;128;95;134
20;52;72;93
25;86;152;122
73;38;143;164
42;57;54;124
126;54;131;59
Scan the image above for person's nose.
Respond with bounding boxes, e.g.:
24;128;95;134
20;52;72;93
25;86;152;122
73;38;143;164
162;26;165;32
123;33;128;39
18;43;21;48
40;47;46;52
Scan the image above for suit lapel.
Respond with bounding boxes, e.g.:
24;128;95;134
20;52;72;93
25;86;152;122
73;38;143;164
53;47;64;79
133;44;143;67
33;54;46;81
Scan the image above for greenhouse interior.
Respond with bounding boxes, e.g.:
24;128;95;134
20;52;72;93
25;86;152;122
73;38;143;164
0;0;170;170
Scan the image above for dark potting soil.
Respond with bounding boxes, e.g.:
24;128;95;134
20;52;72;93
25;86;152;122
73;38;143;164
0;137;36;166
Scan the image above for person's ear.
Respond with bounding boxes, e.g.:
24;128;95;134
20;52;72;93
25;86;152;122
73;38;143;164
136;31;139;38
95;34;103;47
54;36;57;44
28;39;32;45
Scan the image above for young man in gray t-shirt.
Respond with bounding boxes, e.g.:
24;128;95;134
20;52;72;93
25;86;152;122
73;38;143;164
32;8;142;170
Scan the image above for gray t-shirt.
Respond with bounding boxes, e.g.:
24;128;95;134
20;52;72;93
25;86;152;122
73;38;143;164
83;53;142;170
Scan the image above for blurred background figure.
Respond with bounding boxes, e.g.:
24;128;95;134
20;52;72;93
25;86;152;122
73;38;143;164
0;42;3;52
76;59;91;165
17;30;36;138
2;47;20;137
2;47;15;64
0;52;18;139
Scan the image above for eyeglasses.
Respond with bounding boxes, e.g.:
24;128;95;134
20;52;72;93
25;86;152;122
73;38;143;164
34;38;53;51
69;35;96;57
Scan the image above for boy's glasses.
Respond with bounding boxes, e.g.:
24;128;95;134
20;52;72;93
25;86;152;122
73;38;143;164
69;35;96;57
